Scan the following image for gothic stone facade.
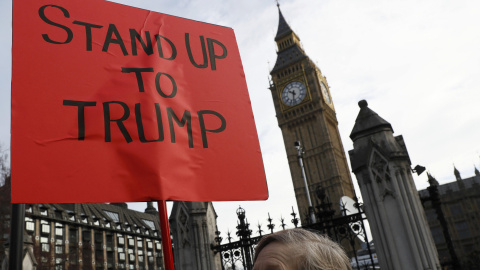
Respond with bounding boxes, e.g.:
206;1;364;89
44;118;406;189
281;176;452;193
419;171;480;269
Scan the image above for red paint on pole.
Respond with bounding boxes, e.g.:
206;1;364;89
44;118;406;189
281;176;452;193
158;200;175;270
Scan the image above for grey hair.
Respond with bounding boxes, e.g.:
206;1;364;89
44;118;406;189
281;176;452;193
253;228;352;270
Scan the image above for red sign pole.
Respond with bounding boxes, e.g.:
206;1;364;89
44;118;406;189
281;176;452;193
157;200;175;270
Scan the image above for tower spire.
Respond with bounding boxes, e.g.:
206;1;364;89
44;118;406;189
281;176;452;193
454;165;462;181
275;4;293;42
271;5;306;73
427;172;439;186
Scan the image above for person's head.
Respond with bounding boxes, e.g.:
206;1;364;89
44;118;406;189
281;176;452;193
253;228;352;270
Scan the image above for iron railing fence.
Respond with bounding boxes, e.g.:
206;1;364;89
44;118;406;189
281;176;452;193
212;193;377;270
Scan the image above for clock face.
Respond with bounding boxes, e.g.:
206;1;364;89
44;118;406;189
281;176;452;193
320;81;331;104
282;81;307;106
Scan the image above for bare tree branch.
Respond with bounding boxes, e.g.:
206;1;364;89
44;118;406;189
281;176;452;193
0;143;10;186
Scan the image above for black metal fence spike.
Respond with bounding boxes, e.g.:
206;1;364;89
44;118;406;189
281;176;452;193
290;207;299;228
267;213;275;234
257;222;263;236
340;200;348;216
280;216;286;230
215;226;223;245
227;230;232;243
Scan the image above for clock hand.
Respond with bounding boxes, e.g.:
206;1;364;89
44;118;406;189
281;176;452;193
289;90;296;98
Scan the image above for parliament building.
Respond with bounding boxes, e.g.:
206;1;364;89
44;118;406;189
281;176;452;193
0;176;165;269
418;168;480;269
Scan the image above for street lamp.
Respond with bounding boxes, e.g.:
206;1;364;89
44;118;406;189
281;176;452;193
294;141;316;224
412;165;426;176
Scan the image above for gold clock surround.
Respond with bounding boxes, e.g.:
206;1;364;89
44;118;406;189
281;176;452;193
277;76;311;112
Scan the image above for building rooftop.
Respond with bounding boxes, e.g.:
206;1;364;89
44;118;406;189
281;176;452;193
418;174;480;197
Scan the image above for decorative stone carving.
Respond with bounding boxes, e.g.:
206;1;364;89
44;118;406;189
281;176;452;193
349;100;440;270
170;202;221;270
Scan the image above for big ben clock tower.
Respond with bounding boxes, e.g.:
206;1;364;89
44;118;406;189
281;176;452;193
269;5;355;222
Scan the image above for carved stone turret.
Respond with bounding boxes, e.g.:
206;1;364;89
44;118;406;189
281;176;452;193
348;100;440;270
170;201;221;270
144;202;158;215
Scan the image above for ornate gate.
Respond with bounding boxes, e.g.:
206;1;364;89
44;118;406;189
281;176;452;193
212;189;377;270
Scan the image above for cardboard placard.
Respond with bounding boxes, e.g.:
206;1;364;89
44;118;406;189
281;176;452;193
11;0;268;203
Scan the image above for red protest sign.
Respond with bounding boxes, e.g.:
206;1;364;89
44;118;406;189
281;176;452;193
11;0;268;203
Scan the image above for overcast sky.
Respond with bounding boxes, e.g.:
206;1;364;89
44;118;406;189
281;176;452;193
2;0;480;241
